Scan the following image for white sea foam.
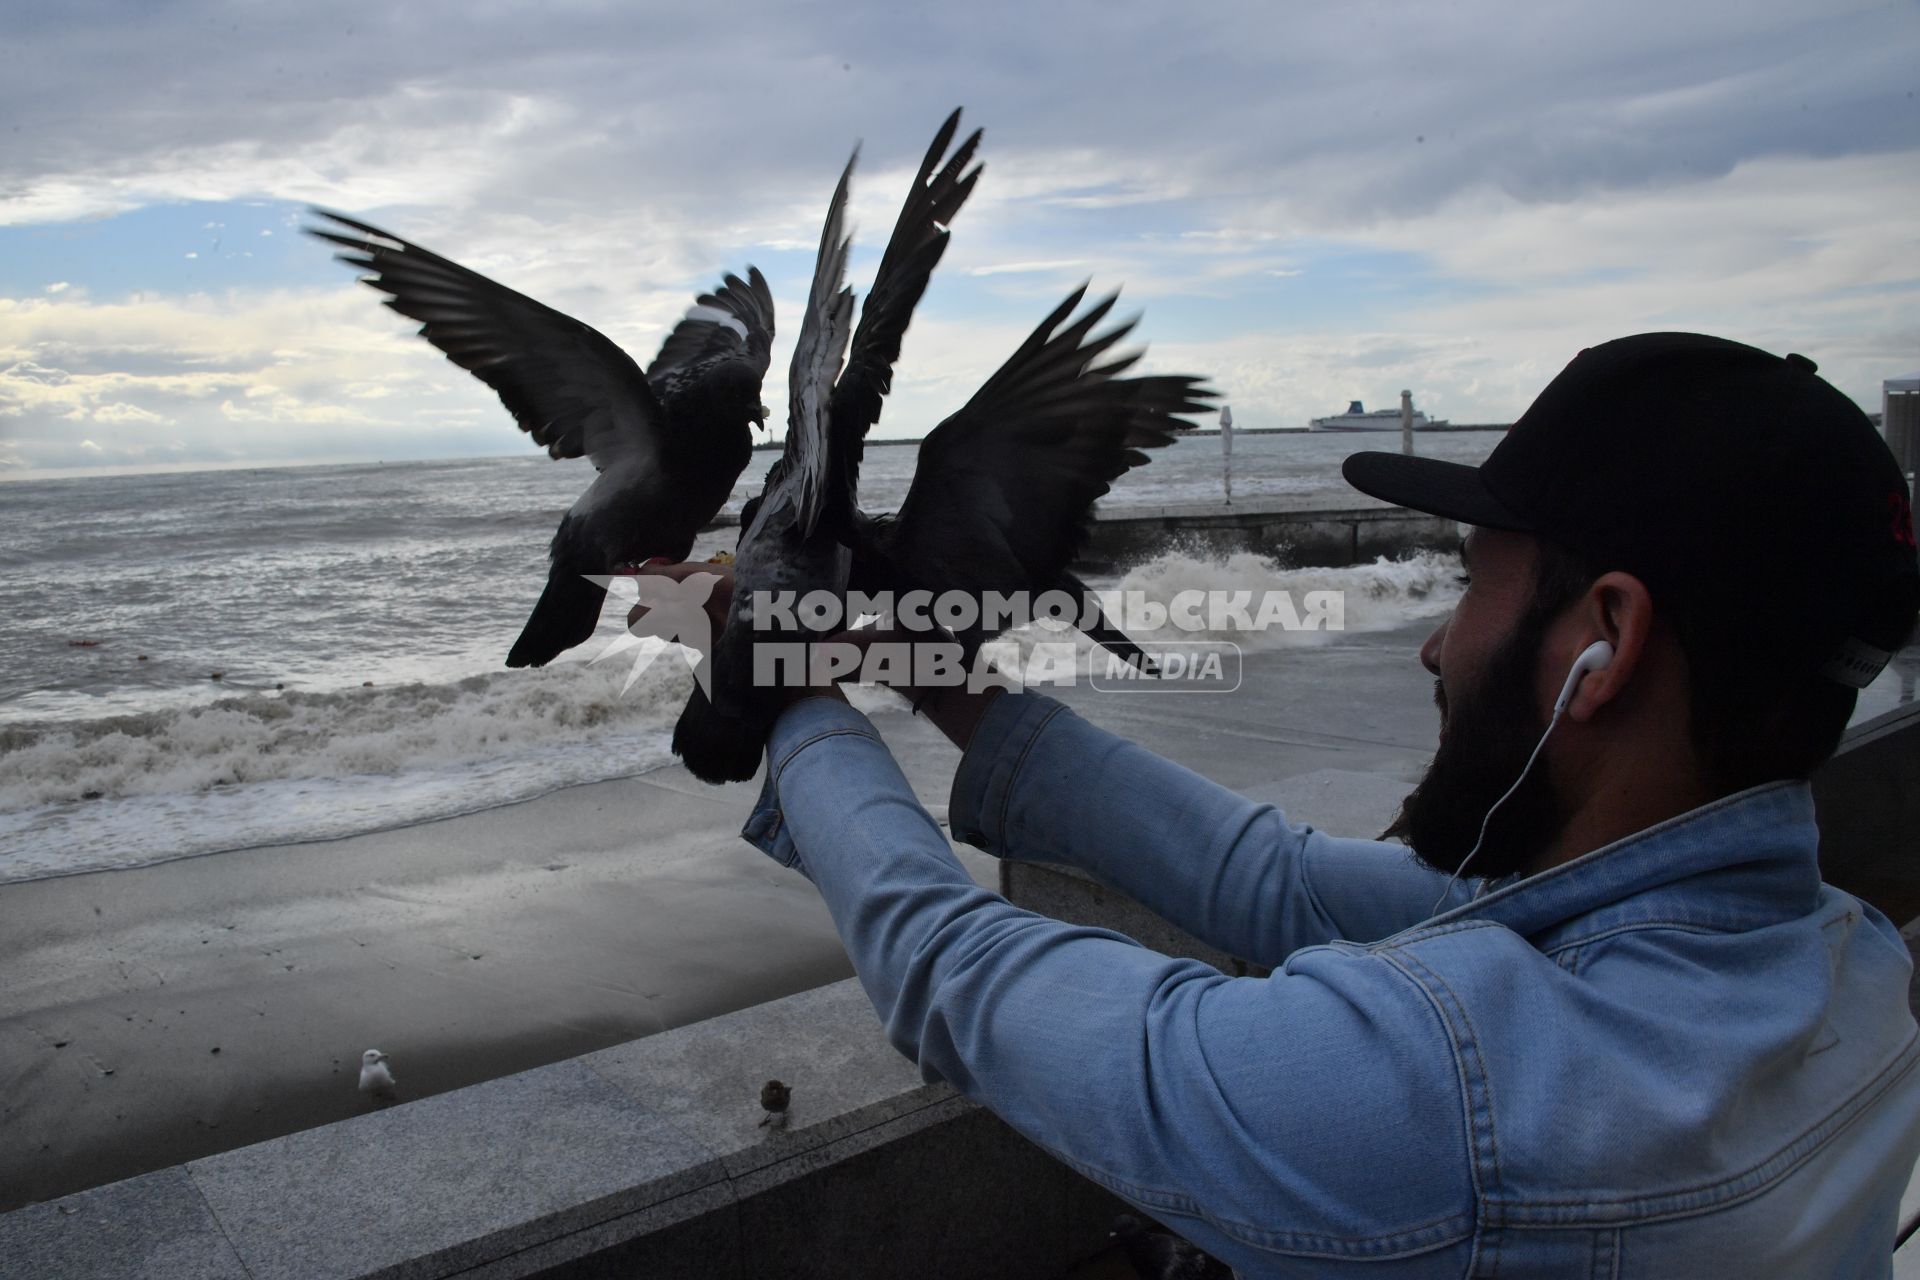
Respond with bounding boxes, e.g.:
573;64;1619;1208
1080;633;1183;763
0;652;701;883
846;550;1463;685
1111;548;1463;650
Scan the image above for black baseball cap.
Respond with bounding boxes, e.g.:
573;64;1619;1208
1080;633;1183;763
1343;333;1920;687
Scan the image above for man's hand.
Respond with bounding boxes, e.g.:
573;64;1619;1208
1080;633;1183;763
629;560;842;710
627;559;733;637
811;623;1008;750
627;561;1007;739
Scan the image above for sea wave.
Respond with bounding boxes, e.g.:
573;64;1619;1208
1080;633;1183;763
1111;548;1462;650
0;550;1460;884
0;652;704;883
942;549;1462;678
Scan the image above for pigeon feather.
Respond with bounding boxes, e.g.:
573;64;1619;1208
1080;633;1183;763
824;108;982;528
307;210;775;667
783;155;858;540
854;287;1215;657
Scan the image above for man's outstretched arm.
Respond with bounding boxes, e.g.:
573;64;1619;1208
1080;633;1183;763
926;683;1458;961
742;696;1476;1274
627;563;1453;958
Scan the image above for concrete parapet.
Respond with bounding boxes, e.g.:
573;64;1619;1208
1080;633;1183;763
8;714;1913;1278
706;498;1465;576
1814;701;1920;923
0;1167;250;1280
1076;500;1458;574
0;980;1128;1280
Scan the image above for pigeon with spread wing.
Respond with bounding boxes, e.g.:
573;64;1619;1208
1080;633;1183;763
307;211;774;668
674;110;981;783
674;111;1214;785
847;284;1214;671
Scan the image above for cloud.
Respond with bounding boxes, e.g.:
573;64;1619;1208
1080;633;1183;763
91;402;173;425
966;259;1090;278
5;2;1911;234
0;287;511;468
0;0;1914;472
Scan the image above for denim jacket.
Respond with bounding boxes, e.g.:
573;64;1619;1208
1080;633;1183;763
744;691;1920;1278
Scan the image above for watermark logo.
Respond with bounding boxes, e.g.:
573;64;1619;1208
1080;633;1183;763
590;580;1337;696
589;572;720;695
747;587;1342;637
1090;641;1242;693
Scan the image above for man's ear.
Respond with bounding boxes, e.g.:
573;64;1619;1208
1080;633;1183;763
1564;571;1656;723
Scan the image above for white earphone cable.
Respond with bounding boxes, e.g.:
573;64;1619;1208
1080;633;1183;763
1431;706;1566;914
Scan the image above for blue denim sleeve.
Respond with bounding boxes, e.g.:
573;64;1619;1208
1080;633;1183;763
948;690;1462;962
742;697;1477;1271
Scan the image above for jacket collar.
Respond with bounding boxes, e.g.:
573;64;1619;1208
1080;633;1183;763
1423;781;1824;946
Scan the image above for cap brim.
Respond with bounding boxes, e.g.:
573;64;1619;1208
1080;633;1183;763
1341;451;1531;531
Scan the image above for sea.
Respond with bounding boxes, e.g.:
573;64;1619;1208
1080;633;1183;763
1;428;1907;885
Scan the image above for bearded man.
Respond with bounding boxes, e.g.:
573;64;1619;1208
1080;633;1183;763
647;334;1920;1277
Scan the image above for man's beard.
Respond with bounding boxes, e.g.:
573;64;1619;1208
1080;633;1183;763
1384;606;1568;881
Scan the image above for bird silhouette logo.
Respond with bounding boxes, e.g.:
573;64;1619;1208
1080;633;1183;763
588;571;722;696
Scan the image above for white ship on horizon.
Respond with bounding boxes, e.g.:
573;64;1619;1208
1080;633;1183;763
1309;399;1450;431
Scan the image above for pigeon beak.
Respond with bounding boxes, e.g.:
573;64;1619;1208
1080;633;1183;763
752;404;770;432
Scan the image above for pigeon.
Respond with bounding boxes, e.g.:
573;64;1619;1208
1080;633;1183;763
843;286;1213;672
307;210;775;668
676;221;1213;780
673;109;981;783
758;1078;792;1129
358;1048;398;1106
1109;1215;1236;1280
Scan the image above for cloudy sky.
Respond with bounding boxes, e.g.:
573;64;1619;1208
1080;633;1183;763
1;0;1915;475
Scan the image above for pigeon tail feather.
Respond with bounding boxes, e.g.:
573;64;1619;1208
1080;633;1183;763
507;570;609;668
672;684;772;784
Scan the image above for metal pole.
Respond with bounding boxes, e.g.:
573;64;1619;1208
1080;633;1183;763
1220;405;1233;505
1887;392;1918;480
1400;390;1414;456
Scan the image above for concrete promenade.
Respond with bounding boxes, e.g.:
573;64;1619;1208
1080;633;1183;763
6;692;1915;1277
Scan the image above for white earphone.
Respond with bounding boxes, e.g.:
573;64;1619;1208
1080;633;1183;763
1553;640;1615;716
1433;638;1615;912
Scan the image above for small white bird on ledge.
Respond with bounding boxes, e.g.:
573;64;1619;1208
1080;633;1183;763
358;1049;398;1107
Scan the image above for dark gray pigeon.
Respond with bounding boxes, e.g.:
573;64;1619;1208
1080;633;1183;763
844;284;1214;672
674;112;1214;786
673;110;981;783
307;210;774;668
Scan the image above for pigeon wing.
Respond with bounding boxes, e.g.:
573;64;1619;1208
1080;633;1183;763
646;267;776;382
782;153;858;539
823;109;982;524
308;209;664;471
873;286;1215;598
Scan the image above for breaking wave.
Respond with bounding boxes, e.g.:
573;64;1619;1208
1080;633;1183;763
1111;548;1462;649
0;550;1460;884
965;549;1462;676
0;653;703;883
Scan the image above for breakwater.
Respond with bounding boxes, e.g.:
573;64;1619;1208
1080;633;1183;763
706;496;1462;574
1077;496;1459;573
